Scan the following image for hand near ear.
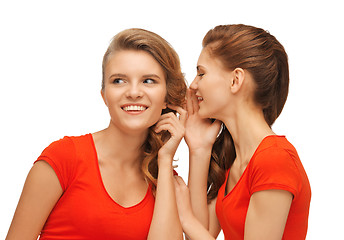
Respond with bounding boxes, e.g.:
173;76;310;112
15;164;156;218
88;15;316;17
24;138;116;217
155;104;187;165
185;89;222;154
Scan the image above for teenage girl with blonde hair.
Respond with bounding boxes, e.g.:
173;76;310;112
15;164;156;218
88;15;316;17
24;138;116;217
7;28;187;240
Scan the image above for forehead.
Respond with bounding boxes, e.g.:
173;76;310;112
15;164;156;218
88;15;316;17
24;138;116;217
105;50;166;78
197;47;226;71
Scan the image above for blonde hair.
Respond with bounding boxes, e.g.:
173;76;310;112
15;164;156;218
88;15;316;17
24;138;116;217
102;28;187;193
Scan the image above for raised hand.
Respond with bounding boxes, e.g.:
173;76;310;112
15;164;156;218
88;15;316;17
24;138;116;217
185;89;222;154
149;105;186;240
154;104;187;164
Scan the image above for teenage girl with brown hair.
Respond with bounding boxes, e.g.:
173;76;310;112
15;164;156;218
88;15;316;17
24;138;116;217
7;28;187;240
174;24;311;240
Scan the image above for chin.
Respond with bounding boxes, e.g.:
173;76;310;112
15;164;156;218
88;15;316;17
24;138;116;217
122;126;150;135
128;120;160;132
198;109;210;119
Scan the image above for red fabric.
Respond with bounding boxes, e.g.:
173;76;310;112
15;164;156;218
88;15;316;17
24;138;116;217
35;134;155;240
216;135;311;240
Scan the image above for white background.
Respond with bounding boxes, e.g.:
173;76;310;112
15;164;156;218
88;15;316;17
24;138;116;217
1;0;343;239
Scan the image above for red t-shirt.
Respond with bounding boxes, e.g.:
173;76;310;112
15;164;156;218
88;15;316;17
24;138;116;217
216;135;311;240
35;134;155;239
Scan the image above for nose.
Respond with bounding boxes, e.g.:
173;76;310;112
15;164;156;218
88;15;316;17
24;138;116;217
126;83;143;99
189;77;198;90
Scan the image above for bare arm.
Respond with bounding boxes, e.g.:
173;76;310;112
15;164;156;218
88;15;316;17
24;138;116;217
244;190;293;240
148;159;183;240
208;198;222;237
6;161;63;240
185;89;222;230
147;105;186;240
188;149;211;228
174;176;221;240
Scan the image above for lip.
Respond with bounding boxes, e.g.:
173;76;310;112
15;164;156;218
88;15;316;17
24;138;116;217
195;95;203;104
121;104;148;115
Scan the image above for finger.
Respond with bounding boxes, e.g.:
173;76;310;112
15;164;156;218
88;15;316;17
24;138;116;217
158;112;178;122
179;108;187;126
186;89;194;115
154;122;177;135
167;104;187;125
167;104;186;116
173;177;179;189
155;123;184;141
190;89;199;113
156;112;186;131
157;114;181;132
174;175;187;186
155;114;179;129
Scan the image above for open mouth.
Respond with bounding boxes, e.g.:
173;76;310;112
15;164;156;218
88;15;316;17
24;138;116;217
121;105;148;113
196;96;203;104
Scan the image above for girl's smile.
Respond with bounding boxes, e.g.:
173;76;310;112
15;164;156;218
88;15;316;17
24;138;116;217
121;104;148;114
102;50;167;133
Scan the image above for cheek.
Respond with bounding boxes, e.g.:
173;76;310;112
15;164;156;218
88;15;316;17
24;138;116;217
152;88;167;107
212;88;229;105
203;76;229;100
201;88;229;113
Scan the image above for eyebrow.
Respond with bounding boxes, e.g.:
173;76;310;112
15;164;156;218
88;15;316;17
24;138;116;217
109;73;127;79
196;65;204;71
142;74;161;79
108;73;161;79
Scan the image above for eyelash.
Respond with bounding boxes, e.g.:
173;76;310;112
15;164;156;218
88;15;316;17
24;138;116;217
112;78;157;84
198;73;205;77
113;78;125;84
143;79;156;84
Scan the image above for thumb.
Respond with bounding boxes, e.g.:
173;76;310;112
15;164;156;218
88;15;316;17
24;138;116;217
174;175;187;187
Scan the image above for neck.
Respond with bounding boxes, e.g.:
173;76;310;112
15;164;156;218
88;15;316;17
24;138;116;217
93;122;149;168
222;105;275;167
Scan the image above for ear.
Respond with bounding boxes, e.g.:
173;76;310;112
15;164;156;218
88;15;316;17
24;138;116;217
163;101;167;109
162;95;168;109
230;68;245;94
101;89;108;106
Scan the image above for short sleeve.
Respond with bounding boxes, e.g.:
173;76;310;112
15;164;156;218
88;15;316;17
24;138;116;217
249;147;301;198
34;136;76;191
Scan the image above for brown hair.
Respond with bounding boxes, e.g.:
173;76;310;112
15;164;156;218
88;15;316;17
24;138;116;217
102;28;187;193
203;24;289;201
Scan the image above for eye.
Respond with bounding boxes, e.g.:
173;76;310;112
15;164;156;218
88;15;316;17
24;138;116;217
197;73;205;77
143;78;156;84
113;78;125;84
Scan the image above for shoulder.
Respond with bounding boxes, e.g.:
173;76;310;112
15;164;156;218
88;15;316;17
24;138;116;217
39;134;91;159
248;136;302;197
253;136;300;169
41;136;74;154
35;134;91;190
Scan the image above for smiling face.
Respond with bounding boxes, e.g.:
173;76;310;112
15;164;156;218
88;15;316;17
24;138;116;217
190;47;234;120
102;50;167;133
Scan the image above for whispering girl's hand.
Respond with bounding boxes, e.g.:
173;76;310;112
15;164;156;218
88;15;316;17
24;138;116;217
174;176;193;225
155;105;187;165
185;89;222;154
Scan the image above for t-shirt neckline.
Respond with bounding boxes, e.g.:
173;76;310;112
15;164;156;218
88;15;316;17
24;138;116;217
87;133;151;211
223;134;285;199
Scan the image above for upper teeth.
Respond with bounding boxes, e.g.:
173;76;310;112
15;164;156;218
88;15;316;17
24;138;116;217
123;105;147;111
198;97;203;100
